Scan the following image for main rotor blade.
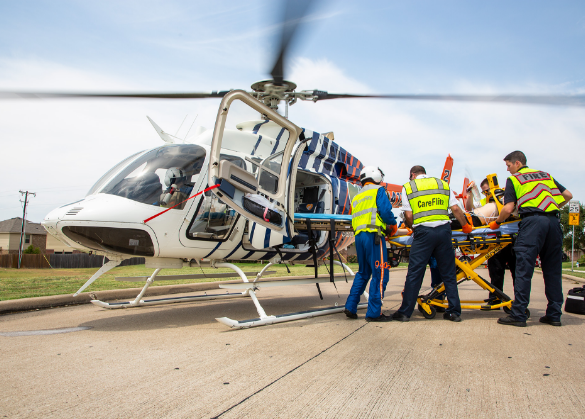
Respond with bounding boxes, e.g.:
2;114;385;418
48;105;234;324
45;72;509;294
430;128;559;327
310;92;585;107
270;0;314;85
0;91;229;100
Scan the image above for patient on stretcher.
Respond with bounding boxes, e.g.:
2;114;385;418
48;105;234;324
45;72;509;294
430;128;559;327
394;202;501;236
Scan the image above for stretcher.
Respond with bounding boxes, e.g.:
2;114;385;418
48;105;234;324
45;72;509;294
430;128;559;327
387;221;529;319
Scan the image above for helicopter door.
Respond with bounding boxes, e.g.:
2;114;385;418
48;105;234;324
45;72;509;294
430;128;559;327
208;90;303;236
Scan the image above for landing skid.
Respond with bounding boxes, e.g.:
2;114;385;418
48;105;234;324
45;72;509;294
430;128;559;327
89;258;360;329
217;302;367;329
217;260;362;329
91;291;248;309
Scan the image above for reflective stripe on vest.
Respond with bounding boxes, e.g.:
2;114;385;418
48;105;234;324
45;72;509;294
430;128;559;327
404;177;450;225
509;167;564;212
351;184;386;235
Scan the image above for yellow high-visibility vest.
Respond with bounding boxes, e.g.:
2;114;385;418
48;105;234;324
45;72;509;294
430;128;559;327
351;184;386;235
404;177;450;225
509;167;564;212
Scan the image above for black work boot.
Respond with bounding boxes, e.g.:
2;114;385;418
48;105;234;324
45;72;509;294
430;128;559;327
391;312;410;322
443;313;462;322
343;308;358;319
497;315;527;327
365;313;392;322
539;315;562;327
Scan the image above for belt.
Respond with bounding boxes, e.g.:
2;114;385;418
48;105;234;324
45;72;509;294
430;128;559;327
520;212;559;219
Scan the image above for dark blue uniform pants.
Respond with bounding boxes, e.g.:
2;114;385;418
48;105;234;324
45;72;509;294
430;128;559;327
512;215;563;321
487;244;516;300
345;231;389;318
397;223;461;317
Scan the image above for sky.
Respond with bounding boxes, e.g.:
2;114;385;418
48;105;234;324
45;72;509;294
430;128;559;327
1;0;584;222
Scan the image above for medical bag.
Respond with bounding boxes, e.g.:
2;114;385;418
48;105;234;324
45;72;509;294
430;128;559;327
564;286;585;315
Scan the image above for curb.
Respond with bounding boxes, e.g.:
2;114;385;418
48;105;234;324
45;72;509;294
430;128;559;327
0;272;355;315
535;268;585;284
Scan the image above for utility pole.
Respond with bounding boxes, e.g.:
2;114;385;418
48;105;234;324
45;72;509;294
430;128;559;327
18;190;36;269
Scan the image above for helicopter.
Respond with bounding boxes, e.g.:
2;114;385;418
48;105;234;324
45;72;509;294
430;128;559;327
4;0;584;328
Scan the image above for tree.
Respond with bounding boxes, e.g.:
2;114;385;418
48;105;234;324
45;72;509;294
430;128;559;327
23;244;41;254
560;203;585;256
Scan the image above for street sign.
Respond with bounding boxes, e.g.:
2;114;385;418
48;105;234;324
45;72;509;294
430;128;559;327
569;200;580;226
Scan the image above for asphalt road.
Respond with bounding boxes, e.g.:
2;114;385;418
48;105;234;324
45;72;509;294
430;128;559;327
1;268;584;418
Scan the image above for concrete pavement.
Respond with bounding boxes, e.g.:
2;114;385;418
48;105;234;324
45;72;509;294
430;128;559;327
1;268;584;418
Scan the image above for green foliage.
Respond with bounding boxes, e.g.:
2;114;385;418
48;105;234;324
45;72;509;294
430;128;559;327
23;245;41;254
560;203;585;253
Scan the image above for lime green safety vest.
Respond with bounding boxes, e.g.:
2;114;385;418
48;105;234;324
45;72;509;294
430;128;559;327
351;184;386;235
404;177;451;225
509;167;564;212
480;197;487;206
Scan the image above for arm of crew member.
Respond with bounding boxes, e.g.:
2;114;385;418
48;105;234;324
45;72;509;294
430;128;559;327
559;189;573;207
403;211;414;229
450;205;469;227
377;188;397;226
493;202;515;224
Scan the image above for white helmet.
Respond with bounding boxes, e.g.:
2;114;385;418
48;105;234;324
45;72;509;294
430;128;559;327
359;166;384;184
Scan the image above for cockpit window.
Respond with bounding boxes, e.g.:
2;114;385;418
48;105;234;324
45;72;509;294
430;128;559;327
99;144;206;209
86;150;145;196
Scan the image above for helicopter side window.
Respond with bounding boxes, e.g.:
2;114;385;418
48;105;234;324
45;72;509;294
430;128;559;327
187;192;238;240
99;144;206;209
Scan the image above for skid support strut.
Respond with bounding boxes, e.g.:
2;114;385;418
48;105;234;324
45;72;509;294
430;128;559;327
91;261;250;309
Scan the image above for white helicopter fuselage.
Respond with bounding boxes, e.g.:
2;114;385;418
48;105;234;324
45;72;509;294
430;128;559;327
42;121;356;267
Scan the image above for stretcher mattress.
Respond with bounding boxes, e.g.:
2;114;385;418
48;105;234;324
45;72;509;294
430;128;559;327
294;213;352;221
390;221;520;246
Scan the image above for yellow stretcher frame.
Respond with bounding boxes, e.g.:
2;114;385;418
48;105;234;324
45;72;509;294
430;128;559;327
387;224;528;319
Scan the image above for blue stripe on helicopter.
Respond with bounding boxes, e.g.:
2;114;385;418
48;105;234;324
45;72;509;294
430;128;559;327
263;229;271;249
298;131;320;170
251;135;262;156
225;242;243;259
270;127;286;155
240;250;256;260
252;120;269;134
312;137;329;172
249;222;256;241
202;241;223;259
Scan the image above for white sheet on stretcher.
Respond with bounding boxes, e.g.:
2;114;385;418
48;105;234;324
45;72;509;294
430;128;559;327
390;221;520;246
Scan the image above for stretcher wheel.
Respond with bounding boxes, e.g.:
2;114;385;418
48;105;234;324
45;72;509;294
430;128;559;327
418;304;436;319
503;306;531;319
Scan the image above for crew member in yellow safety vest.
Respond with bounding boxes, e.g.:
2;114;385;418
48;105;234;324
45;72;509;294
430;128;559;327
391;165;473;322
490;151;572;327
466;178;516;306
343;166;398;322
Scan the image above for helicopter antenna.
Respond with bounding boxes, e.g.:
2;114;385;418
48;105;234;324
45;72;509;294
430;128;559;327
183;114;198;140
175;114;188;136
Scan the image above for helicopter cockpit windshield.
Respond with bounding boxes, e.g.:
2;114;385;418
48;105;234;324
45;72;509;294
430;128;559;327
93;144;206;209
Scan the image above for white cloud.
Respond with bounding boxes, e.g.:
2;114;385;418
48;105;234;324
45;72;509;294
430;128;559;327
288;58;585;198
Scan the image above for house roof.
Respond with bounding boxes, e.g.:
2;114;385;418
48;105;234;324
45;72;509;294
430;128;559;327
0;217;47;235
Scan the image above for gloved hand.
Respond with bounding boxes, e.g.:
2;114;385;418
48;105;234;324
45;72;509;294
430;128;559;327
388;224;398;237
462;223;473;234
489;221;500;230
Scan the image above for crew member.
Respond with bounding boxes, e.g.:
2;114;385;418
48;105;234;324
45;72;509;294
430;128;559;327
344;166;398;322
392;165;472;322
467;178;516;306
490;151;572;327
